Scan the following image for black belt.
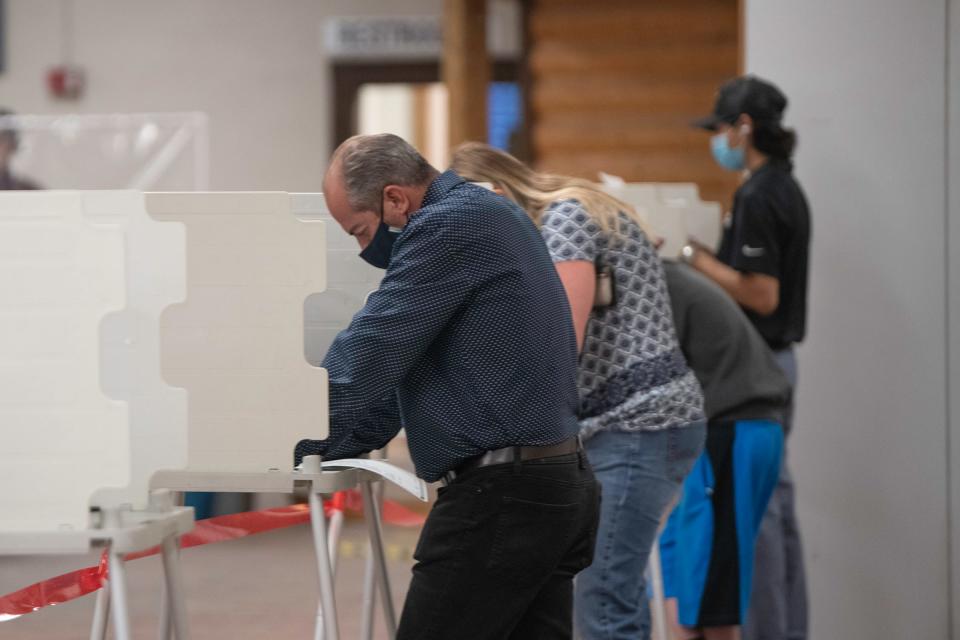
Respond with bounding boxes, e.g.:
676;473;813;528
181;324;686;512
442;437;581;485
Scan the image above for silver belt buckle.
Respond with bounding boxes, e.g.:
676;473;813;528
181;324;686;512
441;469;457;486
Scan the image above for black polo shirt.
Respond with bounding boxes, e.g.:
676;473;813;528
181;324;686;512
717;160;810;350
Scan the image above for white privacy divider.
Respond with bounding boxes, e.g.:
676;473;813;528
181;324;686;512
147;192;328;473
0;190;190;538
295;193;384;364
613;183;660;209
655;184;723;255
646;207;690;260
93;191;189;512
604;181;723;257
0;192;128;534
145;194;402;640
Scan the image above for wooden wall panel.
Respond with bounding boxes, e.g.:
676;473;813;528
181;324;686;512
527;0;741;205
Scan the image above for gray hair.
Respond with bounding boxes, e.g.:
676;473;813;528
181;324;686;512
333;133;437;213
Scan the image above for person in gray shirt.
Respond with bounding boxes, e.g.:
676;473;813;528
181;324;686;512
657;262;789;640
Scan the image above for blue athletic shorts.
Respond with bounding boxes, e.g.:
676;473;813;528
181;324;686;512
659;419;783;627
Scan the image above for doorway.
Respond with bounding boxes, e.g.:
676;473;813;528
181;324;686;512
331;61;522;167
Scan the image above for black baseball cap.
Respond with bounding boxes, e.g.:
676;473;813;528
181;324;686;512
693;75;788;131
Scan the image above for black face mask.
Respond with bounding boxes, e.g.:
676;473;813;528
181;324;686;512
359;221;401;269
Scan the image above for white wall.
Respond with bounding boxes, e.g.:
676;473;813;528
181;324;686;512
746;0;954;637
0;0;442;191
950;1;960;637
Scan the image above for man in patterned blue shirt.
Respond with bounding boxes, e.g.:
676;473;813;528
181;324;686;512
297;134;600;639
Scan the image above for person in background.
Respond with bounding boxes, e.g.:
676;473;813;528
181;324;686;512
298;134;600;640
0;108;41;190
684;75;811;640
450;142;706;640
657;261;789;640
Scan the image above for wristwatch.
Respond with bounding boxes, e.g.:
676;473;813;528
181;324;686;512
680;244;697;264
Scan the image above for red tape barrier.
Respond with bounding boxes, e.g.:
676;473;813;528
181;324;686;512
0;490;426;621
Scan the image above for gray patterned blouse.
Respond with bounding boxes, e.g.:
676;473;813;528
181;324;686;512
540;199;705;438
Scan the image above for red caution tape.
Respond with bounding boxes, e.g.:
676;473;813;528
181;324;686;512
0;553;109;621
0;492;425;621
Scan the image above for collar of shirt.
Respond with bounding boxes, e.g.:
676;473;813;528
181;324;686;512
419;170;465;211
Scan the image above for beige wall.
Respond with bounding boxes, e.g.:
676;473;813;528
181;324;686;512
0;0;442;191
747;0;955;637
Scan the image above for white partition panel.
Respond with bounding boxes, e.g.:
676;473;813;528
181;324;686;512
613;183;659;209
657;183;701;206
0;192;129;532
148;192;328;473
296;193;384;365
605;182;723;257
655;183;723;253
92;191;188;511
645;208;688;259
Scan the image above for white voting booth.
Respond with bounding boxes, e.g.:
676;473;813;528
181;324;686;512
146;191;411;640
601;178;724;256
0;190;420;640
0;191;194;639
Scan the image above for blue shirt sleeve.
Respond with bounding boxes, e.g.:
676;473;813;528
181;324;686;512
295;216;475;462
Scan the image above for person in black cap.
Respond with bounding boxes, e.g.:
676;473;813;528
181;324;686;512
681;75;811;640
0;109;41;190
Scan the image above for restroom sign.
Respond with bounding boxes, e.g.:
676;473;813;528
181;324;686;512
324;16;442;59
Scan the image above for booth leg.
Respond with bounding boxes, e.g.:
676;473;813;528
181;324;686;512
158;580;172;640
309;490;340;640
648;538;669;640
359;541;377;640
160;535;191;640
314;500;344;640
108;546;133;640
361;480;396;638
157;492;184;640
360;481;384;640
328;506;344;576
89;579;111;640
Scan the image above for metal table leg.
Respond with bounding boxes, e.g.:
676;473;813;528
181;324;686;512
359;540;378;640
108;545;133;640
314;494;346;640
160;535;191;640
327;505;344;576
309;488;340;640
361;479;397;638
159;580;172;640
89;579;110;640
648;538;669;640
157;491;184;640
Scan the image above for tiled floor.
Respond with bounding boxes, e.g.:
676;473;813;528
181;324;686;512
1;520;420;639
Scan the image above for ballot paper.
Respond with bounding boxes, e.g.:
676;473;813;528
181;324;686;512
320;459;429;502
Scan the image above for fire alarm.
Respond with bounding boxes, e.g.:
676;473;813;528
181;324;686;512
46;65;86;100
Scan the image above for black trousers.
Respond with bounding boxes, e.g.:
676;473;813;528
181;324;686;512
396;453;601;640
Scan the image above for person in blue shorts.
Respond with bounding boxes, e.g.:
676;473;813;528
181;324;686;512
657;261;790;640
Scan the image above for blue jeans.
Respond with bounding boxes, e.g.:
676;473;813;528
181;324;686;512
574;423;706;640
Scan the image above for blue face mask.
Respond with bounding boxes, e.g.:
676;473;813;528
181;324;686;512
711;132;746;171
359;221;401;269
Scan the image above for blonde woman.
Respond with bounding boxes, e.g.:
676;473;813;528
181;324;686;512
450;143;706;640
